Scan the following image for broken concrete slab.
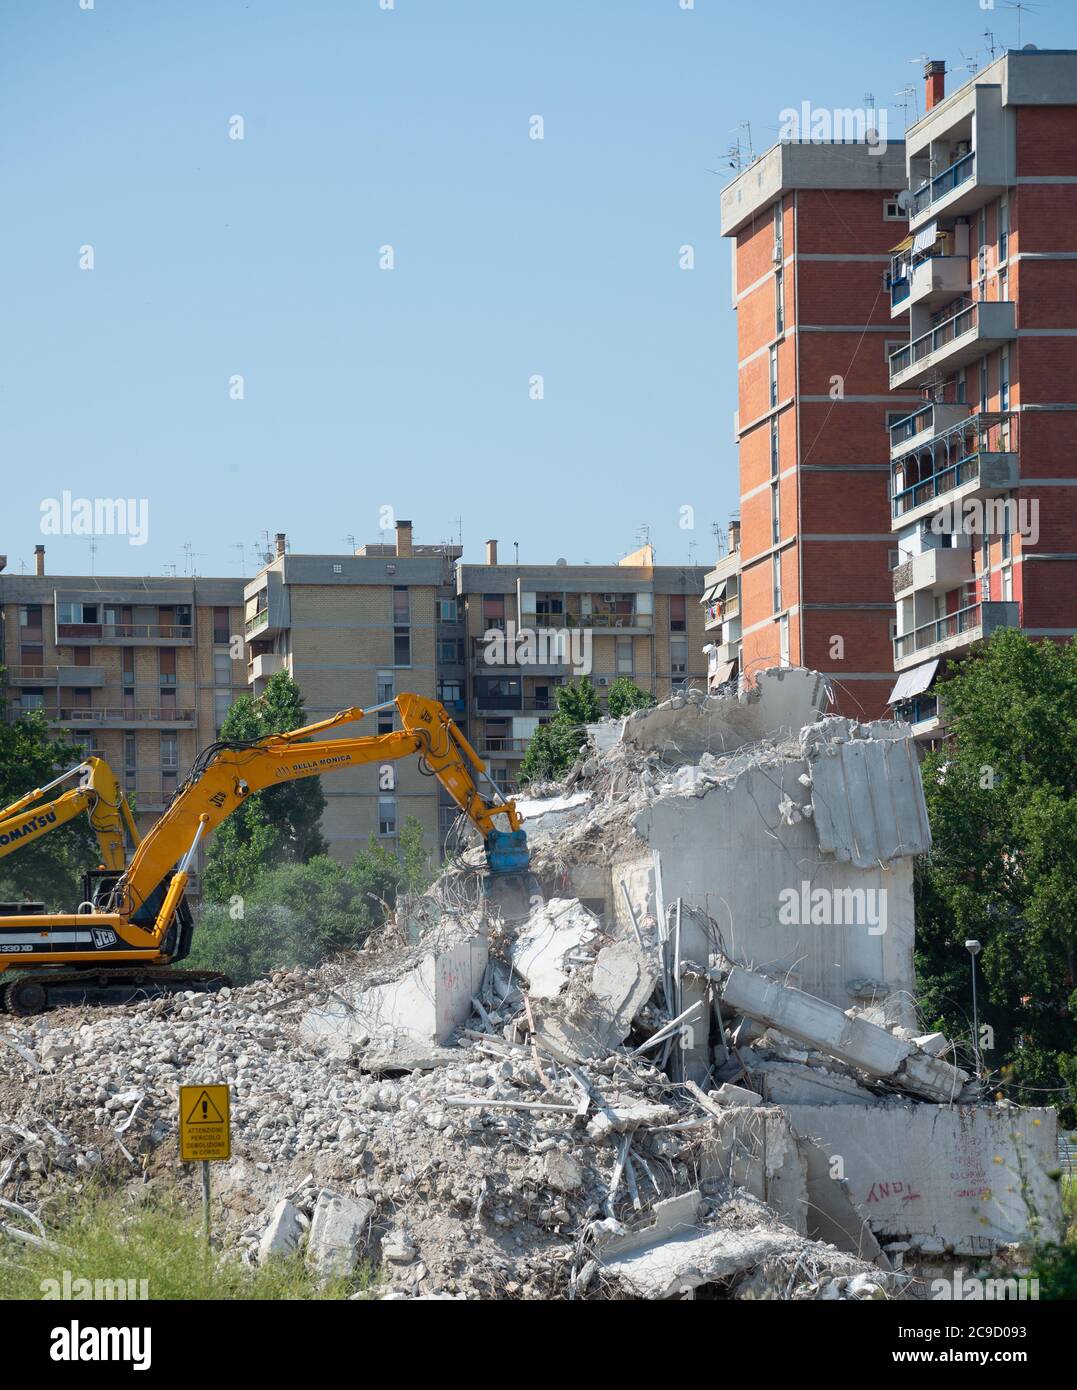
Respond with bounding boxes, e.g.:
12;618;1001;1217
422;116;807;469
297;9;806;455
306;1189;375;1280
510;898;598;1000
300;932;488;1051
621;667;831;764
713;1082;762;1107
532;937;660;1061
804;725;932;868
259;1198;304;1263
716;962;967;1103
787;1101;1062;1255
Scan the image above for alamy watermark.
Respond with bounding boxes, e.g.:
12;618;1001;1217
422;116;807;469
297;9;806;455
931;1267;1039;1301
778;881;887;936
481;620;592;676
40;491;149;547
778;102;887;156
930;496;1039;546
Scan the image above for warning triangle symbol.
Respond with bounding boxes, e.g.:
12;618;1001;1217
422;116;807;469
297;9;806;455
185;1090;225;1125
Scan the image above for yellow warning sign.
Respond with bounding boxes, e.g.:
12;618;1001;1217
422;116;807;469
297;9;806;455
179;1084;231;1162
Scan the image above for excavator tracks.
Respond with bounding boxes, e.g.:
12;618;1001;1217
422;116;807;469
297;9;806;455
0;969;231;1016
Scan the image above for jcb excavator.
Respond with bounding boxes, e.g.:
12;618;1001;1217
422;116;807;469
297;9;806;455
0;756;141;873
0;694;532;1015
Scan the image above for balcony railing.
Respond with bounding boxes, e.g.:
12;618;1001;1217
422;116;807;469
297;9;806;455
911;150;975;215
480;737;531;754
3;665;51;681
245;611;269;636
56;623;193;641
891;413;1018;520
890;302;977;379
473;697;555;714
894;603;984;661
51;707;197;725
520;612;653;630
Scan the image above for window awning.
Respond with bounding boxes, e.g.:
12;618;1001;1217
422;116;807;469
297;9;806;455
887;658;939;705
912;221;939;255
889;233;914;253
710;659;736;687
701;578;728;605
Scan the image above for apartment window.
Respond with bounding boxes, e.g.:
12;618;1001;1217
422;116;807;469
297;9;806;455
999;348;1010;412
773;200;783;260
21;690;44;710
438;680;463;708
482;594;505;630
332;563;343;575
73;647;91;666
159;648;177;686
616;637;634;675
980;360;988;415
122;649;135;686
160;688;177;715
998;201;1009;264
771;481;781;545
57;602;99;626
162;770;178;800
20;643;44;672
1001;507;1012;562
19;605;43;634
772;554;782;613
774;270;785;334
213;650;231;687
378;797;397;837
439;598;459;622
769;345;778;408
214;689;232;734
884;339;904;364
392;586;410;624
475;675;521;711
212;607;230;645
376;671;395;732
124;733;137;769
161;733;178;770
770;417;780;477
670;637;688;676
123;688;135;714
669;595;686;632
536;592;565;621
883;197;906;221
1002;564;1013;601
69;687;91;712
393;627;411;666
439;639;461;663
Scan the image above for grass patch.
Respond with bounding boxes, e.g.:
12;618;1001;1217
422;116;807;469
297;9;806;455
0;1193;375;1301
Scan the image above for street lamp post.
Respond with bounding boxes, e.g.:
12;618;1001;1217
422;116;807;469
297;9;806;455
965;939;982;1078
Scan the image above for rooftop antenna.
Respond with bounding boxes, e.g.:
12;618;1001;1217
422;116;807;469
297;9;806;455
87;537;97;577
1002;1;1045;48
164;563;178;578
982;29;999;60
182;542;205;577
232;543;248;575
738;120;754;164
635;523;651;548
687;538;698;566
342;533;356;553
894;84;917;129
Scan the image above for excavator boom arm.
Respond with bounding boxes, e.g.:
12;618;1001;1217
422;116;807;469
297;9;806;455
0;757;139;871
114;694;522;930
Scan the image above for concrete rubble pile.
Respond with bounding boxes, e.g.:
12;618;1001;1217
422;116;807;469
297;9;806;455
0;667;1062;1298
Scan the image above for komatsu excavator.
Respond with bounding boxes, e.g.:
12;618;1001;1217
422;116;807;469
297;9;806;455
0;694;532;1015
0;756;141;873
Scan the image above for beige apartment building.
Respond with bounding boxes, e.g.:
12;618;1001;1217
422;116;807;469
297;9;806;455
0;547;247;883
458;541;708;790
243;524;464;860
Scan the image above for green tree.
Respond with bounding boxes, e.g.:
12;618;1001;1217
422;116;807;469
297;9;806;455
519;678;599;784
606;677;656;718
201;671;327;901
0;695;97;907
916;629;1077;1127
189;817;434;983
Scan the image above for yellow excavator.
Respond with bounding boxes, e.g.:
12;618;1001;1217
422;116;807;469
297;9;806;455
0;694;531;1014
0;756;141;873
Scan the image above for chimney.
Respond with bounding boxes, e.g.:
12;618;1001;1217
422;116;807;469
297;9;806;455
34;544;45;577
395;519;413;558
485;539;498;566
728;520;741;553
925;59;946;112
275;532;286;558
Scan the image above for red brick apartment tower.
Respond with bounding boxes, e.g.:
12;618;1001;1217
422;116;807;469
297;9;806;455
888;51;1077;741
721;141;915;719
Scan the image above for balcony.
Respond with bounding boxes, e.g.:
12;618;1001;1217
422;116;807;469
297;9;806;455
890;402;971;459
889;301;1015;390
247;652;286;688
890;256;970;318
56;622;193;645
704;593;740;632
245;609;270;638
892;547;973;599
893;600;1019;671
472;696;554;716
891;412;1019;528
479;737;531;758
3;664;105;687
520;611;653;632
48;707;197;730
910;151;976;220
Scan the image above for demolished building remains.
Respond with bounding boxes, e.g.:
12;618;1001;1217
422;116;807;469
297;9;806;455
0;667;1061;1298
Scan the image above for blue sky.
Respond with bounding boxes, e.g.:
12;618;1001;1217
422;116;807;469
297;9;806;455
1;0;1069;578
